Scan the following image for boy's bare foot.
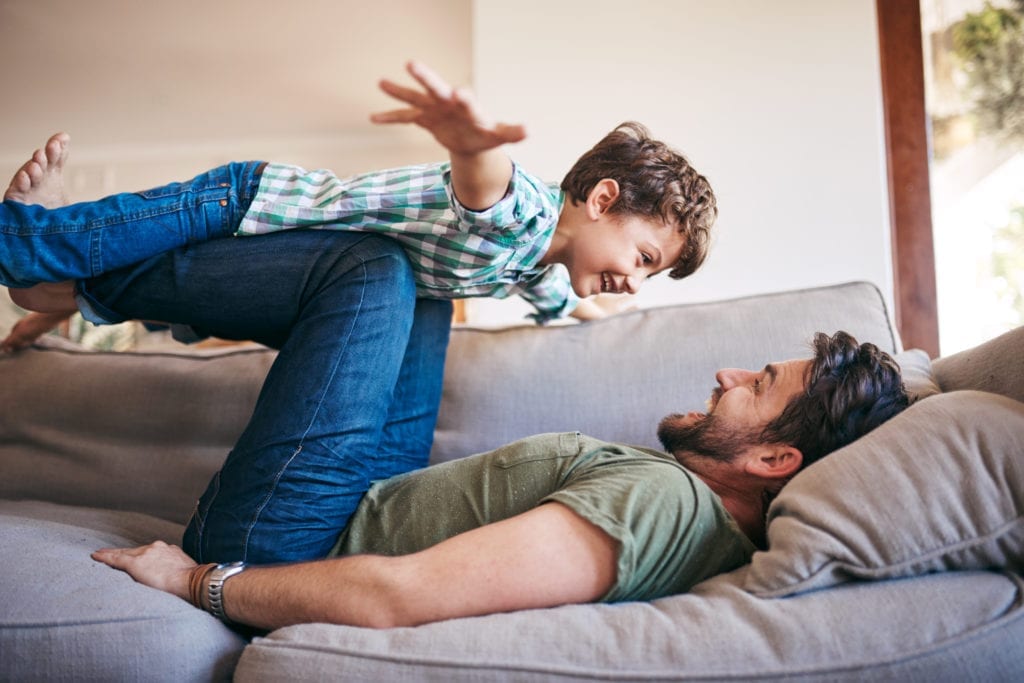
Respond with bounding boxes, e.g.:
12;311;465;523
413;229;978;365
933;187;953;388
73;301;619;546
4;132;71;208
0;311;73;353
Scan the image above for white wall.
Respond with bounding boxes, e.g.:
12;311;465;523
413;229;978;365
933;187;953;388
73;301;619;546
467;0;894;326
0;0;473;194
0;1;894;329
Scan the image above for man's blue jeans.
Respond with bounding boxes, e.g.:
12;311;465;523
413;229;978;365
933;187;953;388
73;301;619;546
82;230;452;564
0;162;262;288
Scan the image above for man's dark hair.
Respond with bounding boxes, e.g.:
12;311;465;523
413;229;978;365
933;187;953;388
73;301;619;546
560;122;717;280
761;331;909;469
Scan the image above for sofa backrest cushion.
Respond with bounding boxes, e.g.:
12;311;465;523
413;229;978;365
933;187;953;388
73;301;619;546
434;281;905;463
746;390;1024;597
0;281;911;524
0;342;276;525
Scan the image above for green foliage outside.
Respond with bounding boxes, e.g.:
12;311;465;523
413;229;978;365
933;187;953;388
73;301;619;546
951;2;1024;332
992;205;1024;326
952;1;1024;143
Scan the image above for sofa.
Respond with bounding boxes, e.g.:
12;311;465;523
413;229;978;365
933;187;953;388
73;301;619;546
1;280;1022;682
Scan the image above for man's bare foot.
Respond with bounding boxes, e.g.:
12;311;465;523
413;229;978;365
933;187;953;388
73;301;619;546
4;132;71;208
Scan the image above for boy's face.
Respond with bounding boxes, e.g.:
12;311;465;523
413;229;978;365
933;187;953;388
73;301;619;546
564;213;685;298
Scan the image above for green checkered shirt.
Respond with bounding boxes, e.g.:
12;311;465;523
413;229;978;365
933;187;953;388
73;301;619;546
238;161;579;322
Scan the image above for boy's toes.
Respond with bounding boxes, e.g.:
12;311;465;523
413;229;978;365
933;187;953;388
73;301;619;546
6;169;32;197
25;159;45;186
45;133;70;168
31;147;48;172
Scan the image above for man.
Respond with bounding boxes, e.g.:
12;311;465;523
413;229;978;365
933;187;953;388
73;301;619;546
93;326;908;631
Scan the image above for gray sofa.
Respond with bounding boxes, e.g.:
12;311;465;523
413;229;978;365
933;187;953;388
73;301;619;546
2;280;1023;682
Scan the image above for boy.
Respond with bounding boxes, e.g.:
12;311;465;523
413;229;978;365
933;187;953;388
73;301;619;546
2;61;717;332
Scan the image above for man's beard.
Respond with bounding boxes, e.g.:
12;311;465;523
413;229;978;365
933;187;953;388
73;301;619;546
657;413;762;464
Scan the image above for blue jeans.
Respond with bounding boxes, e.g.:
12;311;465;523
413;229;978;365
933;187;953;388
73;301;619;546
82;230;452;563
0;162;263;288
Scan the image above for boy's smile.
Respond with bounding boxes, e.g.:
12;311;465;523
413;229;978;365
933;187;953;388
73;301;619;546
542;178;687;300
570;214;685;298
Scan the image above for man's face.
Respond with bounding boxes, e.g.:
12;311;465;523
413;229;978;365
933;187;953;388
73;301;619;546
658;359;811;465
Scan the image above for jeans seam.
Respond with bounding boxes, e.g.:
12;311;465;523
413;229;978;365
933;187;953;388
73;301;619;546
238;256;370;561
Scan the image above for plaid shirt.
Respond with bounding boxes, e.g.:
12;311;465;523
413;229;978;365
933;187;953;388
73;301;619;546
238;161;579;323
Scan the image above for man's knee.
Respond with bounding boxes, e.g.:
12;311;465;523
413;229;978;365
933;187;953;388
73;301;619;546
316;233;416;296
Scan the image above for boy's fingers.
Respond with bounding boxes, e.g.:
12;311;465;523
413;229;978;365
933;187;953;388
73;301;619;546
378;79;433;108
406;60;453;101
494;123;527;144
370;108;422;124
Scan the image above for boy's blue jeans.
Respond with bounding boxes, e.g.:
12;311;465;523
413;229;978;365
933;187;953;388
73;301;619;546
4;162;452;563
0;161;262;289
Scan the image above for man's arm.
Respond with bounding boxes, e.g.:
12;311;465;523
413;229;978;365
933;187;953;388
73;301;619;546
93;502;617;630
371;61;526;211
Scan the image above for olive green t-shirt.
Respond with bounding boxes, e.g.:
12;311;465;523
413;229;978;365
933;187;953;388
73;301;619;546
330;433;755;602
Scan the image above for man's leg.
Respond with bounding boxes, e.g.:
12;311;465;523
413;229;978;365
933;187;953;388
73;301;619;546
84;230;427;563
0;136;262;288
374;297;453;481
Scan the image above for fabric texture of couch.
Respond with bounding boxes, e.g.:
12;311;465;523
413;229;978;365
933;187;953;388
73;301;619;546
1;280;1022;682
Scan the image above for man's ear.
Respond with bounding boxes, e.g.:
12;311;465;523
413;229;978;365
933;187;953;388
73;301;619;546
744;444;803;481
585;179;620;219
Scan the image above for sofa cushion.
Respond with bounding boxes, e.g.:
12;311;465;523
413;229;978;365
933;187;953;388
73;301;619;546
434;281;903;463
0;500;245;682
233;567;1024;682
933;324;1024;402
746;390;1024;597
0;340;275;524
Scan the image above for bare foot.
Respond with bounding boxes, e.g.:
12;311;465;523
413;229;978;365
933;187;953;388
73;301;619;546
1;311;73;353
4;132;71;208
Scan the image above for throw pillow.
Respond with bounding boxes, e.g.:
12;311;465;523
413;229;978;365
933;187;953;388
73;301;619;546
745;390;1024;597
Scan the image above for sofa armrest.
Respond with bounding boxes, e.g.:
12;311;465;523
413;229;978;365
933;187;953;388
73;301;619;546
932;325;1024;403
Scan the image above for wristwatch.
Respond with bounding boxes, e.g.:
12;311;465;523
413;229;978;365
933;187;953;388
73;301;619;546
206;561;246;622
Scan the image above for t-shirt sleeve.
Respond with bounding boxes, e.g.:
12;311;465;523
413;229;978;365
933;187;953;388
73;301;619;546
543;449;754;602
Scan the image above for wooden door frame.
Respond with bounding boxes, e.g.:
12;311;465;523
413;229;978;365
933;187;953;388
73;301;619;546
876;0;940;357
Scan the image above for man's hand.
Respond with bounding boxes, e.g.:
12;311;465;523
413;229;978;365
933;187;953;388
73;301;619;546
372;61;526;156
92;541;196;602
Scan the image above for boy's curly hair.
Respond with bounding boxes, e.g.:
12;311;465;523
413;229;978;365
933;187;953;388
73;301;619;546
560;122;718;279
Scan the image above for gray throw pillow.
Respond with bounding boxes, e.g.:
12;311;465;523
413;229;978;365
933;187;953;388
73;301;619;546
894;348;940;401
746;390;1024;597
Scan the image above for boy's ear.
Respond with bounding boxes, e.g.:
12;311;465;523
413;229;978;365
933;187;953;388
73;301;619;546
585;179;620;219
743;443;803;481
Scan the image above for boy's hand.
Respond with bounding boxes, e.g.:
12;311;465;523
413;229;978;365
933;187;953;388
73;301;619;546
372;61;526;156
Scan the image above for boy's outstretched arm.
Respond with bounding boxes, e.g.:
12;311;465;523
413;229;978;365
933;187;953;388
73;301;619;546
372;61;526;211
